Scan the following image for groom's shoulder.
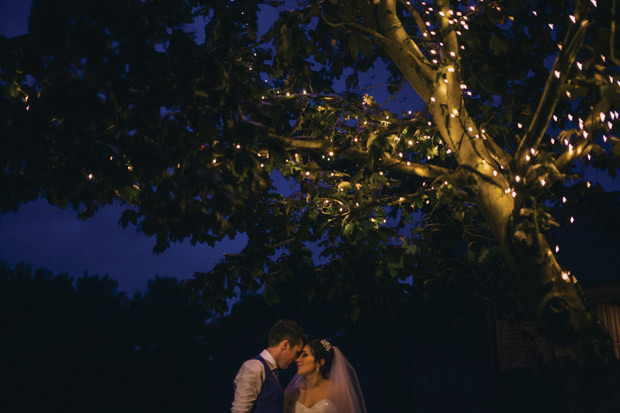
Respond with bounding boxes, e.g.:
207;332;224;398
235;357;265;382
239;357;265;374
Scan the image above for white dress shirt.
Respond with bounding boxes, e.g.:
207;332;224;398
231;349;278;413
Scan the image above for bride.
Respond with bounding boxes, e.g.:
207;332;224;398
283;339;366;413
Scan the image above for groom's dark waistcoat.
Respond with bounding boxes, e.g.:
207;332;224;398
251;355;283;413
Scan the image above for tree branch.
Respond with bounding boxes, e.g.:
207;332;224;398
517;4;590;166
554;97;611;170
397;0;430;39
435;0;461;65
266;133;450;179
341;147;451;178
554;138;593;171
375;0;435;100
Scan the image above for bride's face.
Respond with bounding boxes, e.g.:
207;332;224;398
296;345;320;377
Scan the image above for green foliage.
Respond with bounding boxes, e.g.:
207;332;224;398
1;0;620;325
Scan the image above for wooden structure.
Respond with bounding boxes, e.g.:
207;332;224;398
492;281;620;368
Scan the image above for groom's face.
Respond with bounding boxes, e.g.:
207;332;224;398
279;341;304;369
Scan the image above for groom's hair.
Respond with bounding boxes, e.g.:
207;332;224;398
268;319;307;347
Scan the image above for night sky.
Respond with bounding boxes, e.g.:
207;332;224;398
0;1;250;293
1;1;619;294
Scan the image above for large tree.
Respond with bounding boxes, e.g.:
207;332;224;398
2;0;620;366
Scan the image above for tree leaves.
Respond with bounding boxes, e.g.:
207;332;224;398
2;0;620;333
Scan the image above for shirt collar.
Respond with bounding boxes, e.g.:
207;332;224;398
260;349;278;370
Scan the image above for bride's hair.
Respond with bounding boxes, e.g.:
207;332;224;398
307;338;334;379
284;341;367;413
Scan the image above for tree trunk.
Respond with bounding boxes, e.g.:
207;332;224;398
374;0;617;367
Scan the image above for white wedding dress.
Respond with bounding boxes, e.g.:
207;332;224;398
294;400;338;413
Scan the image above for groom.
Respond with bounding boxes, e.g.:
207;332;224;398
231;319;307;413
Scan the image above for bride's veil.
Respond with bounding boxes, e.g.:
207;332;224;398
283;347;366;413
327;347;366;413
283;373;304;413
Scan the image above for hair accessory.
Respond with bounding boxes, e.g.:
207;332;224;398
320;339;332;352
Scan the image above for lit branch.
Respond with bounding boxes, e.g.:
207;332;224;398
397;0;430;39
340;147;451;178
267;133;450;179
435;0;460;64
517;1;590;166
376;0;436;100
554;137;593;170
554;97;611;170
320;11;432;74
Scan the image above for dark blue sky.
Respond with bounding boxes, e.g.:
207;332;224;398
0;0;248;293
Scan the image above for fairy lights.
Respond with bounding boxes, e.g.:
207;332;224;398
167;0;620;277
